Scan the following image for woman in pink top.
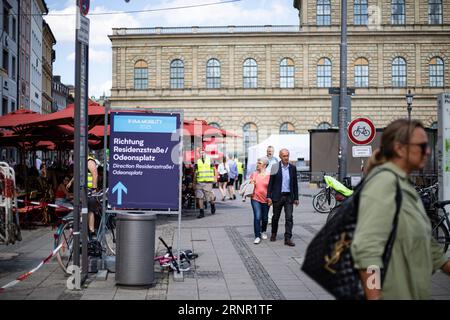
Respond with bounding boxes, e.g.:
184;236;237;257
250;157;270;244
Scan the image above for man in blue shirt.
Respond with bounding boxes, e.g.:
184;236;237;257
227;155;238;200
266;146;279;224
267;149;299;246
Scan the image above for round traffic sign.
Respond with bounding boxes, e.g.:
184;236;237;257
348;117;376;145
79;0;89;16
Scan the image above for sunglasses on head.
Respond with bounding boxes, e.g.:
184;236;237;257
408;142;428;154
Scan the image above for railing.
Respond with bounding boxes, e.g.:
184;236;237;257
112;25;300;35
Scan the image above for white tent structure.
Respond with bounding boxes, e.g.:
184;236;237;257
246;134;310;177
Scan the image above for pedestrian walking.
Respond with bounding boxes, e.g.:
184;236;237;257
227;154;238;200
250;157;270;244
194;151;217;219
266;146;279;224
352;119;450;300
217;156;230;201
267;148;299;246
235;157;244;190
265;146;279;174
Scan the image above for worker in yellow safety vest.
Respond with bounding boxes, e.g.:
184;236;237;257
235;157;244;190
194;150;217;219
87;154;99;239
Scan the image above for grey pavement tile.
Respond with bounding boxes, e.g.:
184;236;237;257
81;294;115;300
230;296;263;300
0;292;28;300
26;287;65;300
221;268;249;275
227;289;260;297
167;288;199;296
269;274;299;281
167;293;199;300
273;280;306;286
84;288;118;295
114;295;147;300
432;295;450;300
168;281;197;288
199;295;231;300
431;286;450;295
315;294;335;300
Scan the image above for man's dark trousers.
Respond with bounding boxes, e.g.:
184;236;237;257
271;193;294;240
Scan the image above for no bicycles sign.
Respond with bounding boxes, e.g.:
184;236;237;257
348;117;376;145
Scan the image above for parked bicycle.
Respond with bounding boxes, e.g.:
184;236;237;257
312;173;353;214
154;237;198;272
430;200;450;253
53;189;116;275
417;182;439;216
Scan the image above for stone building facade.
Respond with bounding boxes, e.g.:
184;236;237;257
109;0;450;159
41;20;55;115
18;0;31;111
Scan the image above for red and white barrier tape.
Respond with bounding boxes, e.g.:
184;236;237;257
0;243;63;293
16;199;73;210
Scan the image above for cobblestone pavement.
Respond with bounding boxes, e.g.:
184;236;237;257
1;185;450;300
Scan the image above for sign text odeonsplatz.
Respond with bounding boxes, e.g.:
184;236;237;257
108;113;181;210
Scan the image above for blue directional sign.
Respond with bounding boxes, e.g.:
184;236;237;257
108;112;181;210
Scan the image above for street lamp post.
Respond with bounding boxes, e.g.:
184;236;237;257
406;89;414;121
338;0;348;182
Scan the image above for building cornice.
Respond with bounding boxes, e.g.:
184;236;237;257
110;86;450;102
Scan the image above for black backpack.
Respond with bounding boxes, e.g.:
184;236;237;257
301;168;402;300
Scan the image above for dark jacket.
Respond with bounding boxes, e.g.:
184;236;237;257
267;162;299;202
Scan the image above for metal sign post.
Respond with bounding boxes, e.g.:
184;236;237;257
338;0;348;182
438;93;450;201
74;0;90;283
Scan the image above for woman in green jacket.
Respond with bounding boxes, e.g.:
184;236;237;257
351;119;450;300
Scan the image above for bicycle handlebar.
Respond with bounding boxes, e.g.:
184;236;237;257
435;200;450;210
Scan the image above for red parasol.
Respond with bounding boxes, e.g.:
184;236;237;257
19;100;107;128
0;109;43;130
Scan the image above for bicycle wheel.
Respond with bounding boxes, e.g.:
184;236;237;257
103;215;116;256
54;221;75;275
431;220;449;253
312;190;336;214
170;258;191;272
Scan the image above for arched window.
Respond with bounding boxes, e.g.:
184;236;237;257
243;58;258;88
317;122;332;130
429;0;443;24
354;0;368;25
280;122;295;135
429;57;444;87
354;57;369;88
392;57;407;87
209;122;221;129
243;123;258;157
317;58;332;88
170;59;184;89
134;60;148;90
430;121;438;129
280;58;295;88
317;0;331;26
391;0;405;24
206;58;221;89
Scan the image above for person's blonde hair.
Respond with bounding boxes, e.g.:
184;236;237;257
364;119;424;175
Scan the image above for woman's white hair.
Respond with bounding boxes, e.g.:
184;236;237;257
257;156;269;167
